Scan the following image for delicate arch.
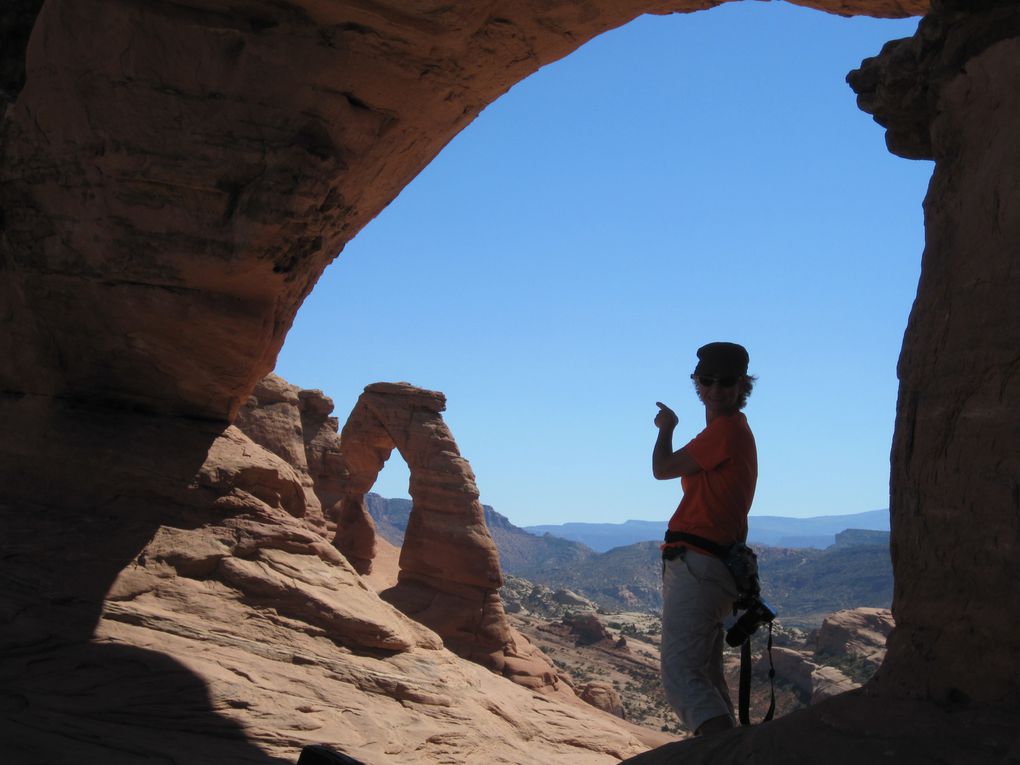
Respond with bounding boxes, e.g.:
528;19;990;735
333;383;510;660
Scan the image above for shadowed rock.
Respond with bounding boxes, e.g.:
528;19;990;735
6;0;1020;760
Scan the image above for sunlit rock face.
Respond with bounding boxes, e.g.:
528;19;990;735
331;382;575;696
9;0;1020;761
1;397;656;765
234;373;330;531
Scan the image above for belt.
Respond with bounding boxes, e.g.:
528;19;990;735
661;545;686;561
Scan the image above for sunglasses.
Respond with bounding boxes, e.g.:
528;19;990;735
691;373;740;388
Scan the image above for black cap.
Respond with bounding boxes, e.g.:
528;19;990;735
694;342;749;377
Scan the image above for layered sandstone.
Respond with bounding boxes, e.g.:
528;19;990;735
5;0;1020;762
236;375;577;700
0;0;926;423
847;0;1020;706
762;647;860;703
333;382;573;695
235;373;348;527
750;608;893;707
815;607;893;668
336;384;505;644
1;408;653;764
235;373;328;530
300;387;348;520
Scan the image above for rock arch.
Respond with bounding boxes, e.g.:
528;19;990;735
2;0;1020;761
332;382;511;664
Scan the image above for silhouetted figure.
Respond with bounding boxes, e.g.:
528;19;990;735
652;342;757;737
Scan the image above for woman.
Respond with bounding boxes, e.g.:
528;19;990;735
652;341;757;736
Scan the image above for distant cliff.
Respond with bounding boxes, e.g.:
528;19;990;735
524;510;890;552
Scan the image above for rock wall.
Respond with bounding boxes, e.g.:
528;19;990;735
7;0;1020;762
848;0;1020;706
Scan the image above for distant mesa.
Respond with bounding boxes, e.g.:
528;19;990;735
524;511;891;553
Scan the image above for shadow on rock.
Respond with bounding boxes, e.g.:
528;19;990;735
0;641;292;764
0;395;291;764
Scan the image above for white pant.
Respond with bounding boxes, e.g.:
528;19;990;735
660;549;738;732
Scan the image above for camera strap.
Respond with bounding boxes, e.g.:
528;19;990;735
737;621;776;726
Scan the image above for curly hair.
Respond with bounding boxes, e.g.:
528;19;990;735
693;375;757;410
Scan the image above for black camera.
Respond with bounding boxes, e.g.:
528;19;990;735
725;597;777;647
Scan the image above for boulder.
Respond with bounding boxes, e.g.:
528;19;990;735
565;613;614;647
581;683;626;719
552;589;596;608
816;607;894;668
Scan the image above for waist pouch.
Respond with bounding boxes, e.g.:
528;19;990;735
664;530;761;604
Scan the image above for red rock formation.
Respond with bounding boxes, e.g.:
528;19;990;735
299;387;348;521
7;0;1020;761
234;373;348;534
333;382;540;680
759;646;861;703
752;609;893;706
848;1;1020;709
234;373;327;530
565;613;616;647
815;607;893;667
1;396;652;763
581;682;626;719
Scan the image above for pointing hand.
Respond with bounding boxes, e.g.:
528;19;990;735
654;401;678;430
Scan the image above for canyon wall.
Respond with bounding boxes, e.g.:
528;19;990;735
848;0;1020;705
5;0;1020;762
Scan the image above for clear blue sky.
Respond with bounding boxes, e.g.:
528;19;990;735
276;2;932;527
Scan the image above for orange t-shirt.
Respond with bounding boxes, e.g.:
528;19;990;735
667;412;757;546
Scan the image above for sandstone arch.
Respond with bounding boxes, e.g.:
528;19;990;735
233;376;568;695
3;0;1020;762
332;382;511;665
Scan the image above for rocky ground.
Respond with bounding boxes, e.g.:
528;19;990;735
502;575;893;737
